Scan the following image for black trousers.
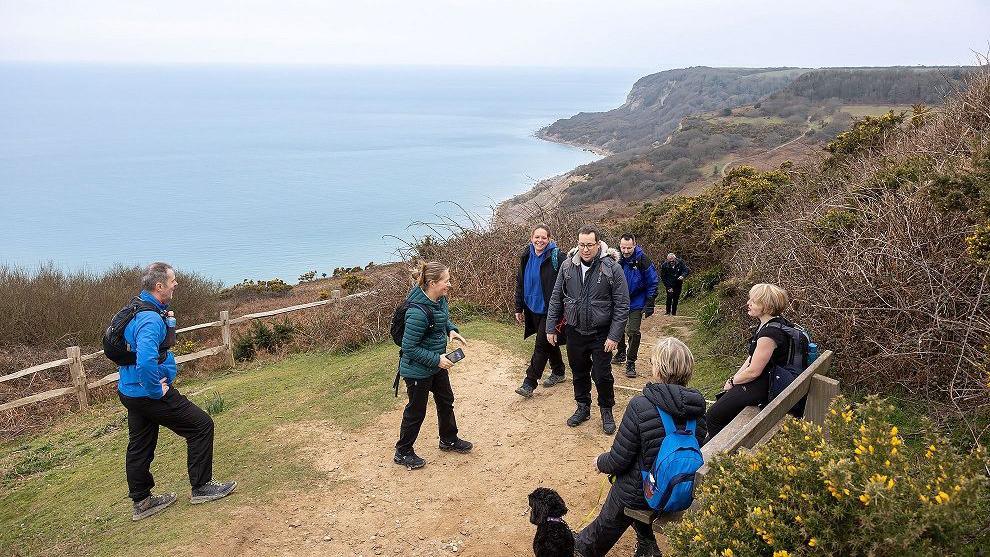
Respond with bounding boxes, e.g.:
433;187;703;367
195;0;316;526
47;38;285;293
395;370;459;454
705;376;769;441
118;388;215;502
665;282;683;315
523;313;565;388
567;328;615;408
575;484;656;556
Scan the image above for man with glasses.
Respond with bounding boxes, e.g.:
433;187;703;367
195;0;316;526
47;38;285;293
547;226;629;435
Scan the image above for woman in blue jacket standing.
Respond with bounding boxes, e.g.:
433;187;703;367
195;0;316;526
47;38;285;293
394;261;472;470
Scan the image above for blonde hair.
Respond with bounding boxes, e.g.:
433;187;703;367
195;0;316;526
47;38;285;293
749;283;789;316
412;261;449;289
650;337;694;386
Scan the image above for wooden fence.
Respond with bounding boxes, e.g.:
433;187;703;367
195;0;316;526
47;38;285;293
626;349;839;527
0;289;374;414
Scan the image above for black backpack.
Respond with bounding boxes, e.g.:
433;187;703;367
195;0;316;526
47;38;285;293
103;297;170;366
764;321;812;415
390;301;435;346
389;301;435;395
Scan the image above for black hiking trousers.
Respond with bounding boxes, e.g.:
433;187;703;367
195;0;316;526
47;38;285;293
523;313;565;388
575;484;656;556
395;370;459;454
665;282;683;315
118;388;215;502
567;327;615;408
705;376;769;441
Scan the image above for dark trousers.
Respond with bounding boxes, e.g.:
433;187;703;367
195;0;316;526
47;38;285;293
118;388;215;502
705;377;769;441
575;485;656;557
567;328;615;408
395;370;458;454
523;313;565;388
665;283;683;315
617;309;644;362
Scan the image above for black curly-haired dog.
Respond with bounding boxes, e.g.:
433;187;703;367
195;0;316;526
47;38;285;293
528;487;575;557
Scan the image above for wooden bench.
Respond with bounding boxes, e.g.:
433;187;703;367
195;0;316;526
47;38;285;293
625;350;838;527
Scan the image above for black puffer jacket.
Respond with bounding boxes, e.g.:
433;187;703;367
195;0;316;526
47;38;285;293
596;383;707;509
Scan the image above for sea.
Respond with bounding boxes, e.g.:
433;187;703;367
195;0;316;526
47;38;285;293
0;63;641;285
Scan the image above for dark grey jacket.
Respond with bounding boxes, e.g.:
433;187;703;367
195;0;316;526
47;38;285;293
546;241;629;342
596;383;708;509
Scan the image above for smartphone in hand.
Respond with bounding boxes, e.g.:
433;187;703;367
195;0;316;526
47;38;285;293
446;348;465;364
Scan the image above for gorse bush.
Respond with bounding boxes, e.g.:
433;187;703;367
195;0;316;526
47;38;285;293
221;278;292;298
665;397;990;557
341;273;372;295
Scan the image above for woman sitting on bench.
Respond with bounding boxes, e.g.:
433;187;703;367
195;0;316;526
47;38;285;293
705;283;794;440
575;337;707;557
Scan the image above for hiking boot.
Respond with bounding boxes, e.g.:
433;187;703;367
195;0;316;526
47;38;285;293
190;479;237;504
601;407;616;435
515;382;535;398
613;351;627;365
625;361;638;378
634;538;661;557
131;492;177;521
566;403;591;427
439;437;473;453
542;373;566;388
394;450;426;470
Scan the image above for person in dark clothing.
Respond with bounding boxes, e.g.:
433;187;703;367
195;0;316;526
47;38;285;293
547;226;630;435
117;262;236;521
575;337;707;557
514;224;567;397
658;253;690;316
615;234;659;378
394;261;473;470
706;283;793;440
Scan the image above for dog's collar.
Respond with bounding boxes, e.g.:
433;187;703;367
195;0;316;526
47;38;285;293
546;517;565;524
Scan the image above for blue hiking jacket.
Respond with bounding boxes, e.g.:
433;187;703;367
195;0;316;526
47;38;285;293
620;246;659;311
117;291;177;399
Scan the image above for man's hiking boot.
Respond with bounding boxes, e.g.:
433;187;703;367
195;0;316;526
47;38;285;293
439;437;473;453
542;373;566;388
634;538;661;557
190;479;237;504
566;403;591;427
131;492;177;521
613;351;627;365
394;450;426;470
601;407;616;435
515;382;535;398
625;361;638;378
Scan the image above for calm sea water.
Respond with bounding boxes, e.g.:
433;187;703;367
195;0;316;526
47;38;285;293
0;64;639;285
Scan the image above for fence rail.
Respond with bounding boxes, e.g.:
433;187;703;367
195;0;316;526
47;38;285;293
1;289;374;414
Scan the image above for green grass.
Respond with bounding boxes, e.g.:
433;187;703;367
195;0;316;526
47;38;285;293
0;320;520;557
841;104;912;119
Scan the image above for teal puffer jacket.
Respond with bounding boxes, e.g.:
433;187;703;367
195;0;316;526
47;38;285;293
399;286;459;379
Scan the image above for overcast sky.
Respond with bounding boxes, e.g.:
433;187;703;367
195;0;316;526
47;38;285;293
1;0;987;69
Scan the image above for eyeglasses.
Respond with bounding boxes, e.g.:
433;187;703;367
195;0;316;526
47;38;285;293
578;243;596;249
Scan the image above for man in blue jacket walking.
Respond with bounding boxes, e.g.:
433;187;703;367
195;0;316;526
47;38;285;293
116;262;235;521
614;235;659;378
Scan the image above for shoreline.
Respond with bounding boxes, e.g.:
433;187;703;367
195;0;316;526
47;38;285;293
534;128;614;157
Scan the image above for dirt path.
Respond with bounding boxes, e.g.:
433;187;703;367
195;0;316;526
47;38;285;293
177;319;693;557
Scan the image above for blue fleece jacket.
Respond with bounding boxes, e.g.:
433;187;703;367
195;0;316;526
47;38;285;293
523;241;556;314
620;246;659;311
117;291;177;399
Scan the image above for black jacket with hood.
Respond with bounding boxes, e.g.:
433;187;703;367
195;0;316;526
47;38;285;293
595;383;708;510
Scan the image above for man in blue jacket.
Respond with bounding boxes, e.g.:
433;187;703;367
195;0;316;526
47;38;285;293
615;235;659;378
117;262;235;521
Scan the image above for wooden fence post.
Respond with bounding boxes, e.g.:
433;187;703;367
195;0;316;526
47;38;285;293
66;346;89;410
220;310;235;367
332;289;341;301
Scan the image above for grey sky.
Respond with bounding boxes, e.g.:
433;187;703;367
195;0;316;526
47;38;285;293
1;0;987;68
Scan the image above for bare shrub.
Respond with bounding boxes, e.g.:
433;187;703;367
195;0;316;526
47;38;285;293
733;65;990;434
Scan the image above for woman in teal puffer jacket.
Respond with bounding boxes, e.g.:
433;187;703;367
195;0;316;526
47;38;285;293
394;261;473;470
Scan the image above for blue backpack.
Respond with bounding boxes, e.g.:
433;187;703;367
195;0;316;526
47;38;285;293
641;407;704;513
